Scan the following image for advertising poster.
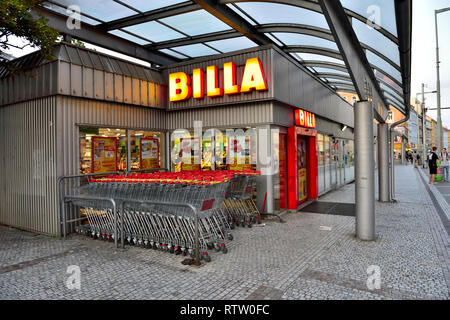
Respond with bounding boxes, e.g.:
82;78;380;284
91;136;118;173
227;136;252;171
297;138;307;202
140;138;159;169
180;137;201;171
279;133;287;208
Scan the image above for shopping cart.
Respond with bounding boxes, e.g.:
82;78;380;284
222;171;261;227
70;170;255;262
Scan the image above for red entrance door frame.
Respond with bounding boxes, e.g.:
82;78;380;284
287;126;318;210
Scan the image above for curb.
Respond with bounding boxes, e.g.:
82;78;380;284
417;168;450;221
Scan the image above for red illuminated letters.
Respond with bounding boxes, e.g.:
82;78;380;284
295;109;316;128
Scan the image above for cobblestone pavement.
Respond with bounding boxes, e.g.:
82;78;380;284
0;165;449;300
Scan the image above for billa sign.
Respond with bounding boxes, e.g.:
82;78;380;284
294;108;316;128
169;57;268;102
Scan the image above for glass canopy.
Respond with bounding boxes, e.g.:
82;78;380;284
39;0;408;112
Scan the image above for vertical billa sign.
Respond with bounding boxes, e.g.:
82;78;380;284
169;57;268;101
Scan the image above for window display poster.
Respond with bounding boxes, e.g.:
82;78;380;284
297;137;307;202
279;133;287;209
180;137;201;171
91;136;118;173
227;136;252;171
140;138;159;169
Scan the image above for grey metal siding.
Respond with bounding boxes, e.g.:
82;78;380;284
272;49;354;129
0;97;58;235
56;96;166;177
165;102;274;130
0;62;59;106
166;47;273;111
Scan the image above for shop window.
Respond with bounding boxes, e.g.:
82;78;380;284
344;140;355;182
324;135;331;191
79;127;127;174
79;127;162;174
129;130;162;170
170;128;257;172
317;134;325;193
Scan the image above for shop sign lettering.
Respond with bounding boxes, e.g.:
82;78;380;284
294;109;316;128
169;57;268;102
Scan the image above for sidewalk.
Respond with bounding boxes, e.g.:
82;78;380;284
0;165;449;300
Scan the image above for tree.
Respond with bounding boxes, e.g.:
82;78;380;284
0;0;59;73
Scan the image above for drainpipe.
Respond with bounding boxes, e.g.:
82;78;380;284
389;106;410;201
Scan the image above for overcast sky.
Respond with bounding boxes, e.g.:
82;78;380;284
3;1;450;128
411;0;450;128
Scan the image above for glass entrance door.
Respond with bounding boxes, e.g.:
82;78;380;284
297;136;308;203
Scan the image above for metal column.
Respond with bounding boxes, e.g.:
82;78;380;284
354;101;375;241
390;132;396;200
401;142;405;165
256;125;274;214
378;123;390;202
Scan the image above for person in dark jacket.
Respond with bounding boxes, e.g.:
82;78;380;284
429;147;439;184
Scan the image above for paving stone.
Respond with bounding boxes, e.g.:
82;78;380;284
0;165;448;300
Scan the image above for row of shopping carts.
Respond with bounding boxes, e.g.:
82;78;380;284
71;170;261;262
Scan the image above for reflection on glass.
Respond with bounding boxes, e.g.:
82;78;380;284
129;131;162;171
366;51;402;83
171;44;219;58
79;127;127;174
352;18;400;66
206;37;257;53
51;0;136;22
108;30;150;45
294;52;345;65
123;0;186;12
234;2;330;29
340;0;398;36
123;21;184;42
160;10;231;36
272;33;338;50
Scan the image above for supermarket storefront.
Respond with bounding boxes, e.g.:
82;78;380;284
0;43;355;234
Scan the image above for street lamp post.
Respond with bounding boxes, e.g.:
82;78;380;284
416;85;436;168
435;7;450;151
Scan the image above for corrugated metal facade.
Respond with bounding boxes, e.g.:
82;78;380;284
166;102;274;130
56;96;166;178
0;97;58;235
272;48;354;129
0;44;167;109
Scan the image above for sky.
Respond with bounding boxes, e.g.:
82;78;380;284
2;0;450;129
411;0;450;128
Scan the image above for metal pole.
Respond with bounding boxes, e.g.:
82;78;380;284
354;101;375;241
194;207;200;266
120;202;124;249
378;123;390;202
435;11;442;151
390;132;395;200
126;129;131;172
401;141;405;165
113;200;117;248
422;84;427;168
435;7;450;151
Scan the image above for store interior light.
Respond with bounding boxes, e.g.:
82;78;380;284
341;125;347;132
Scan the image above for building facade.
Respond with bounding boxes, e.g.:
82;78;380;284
0;43;357;234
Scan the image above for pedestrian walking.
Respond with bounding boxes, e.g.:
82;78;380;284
441;148;449;182
429;147;439;184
